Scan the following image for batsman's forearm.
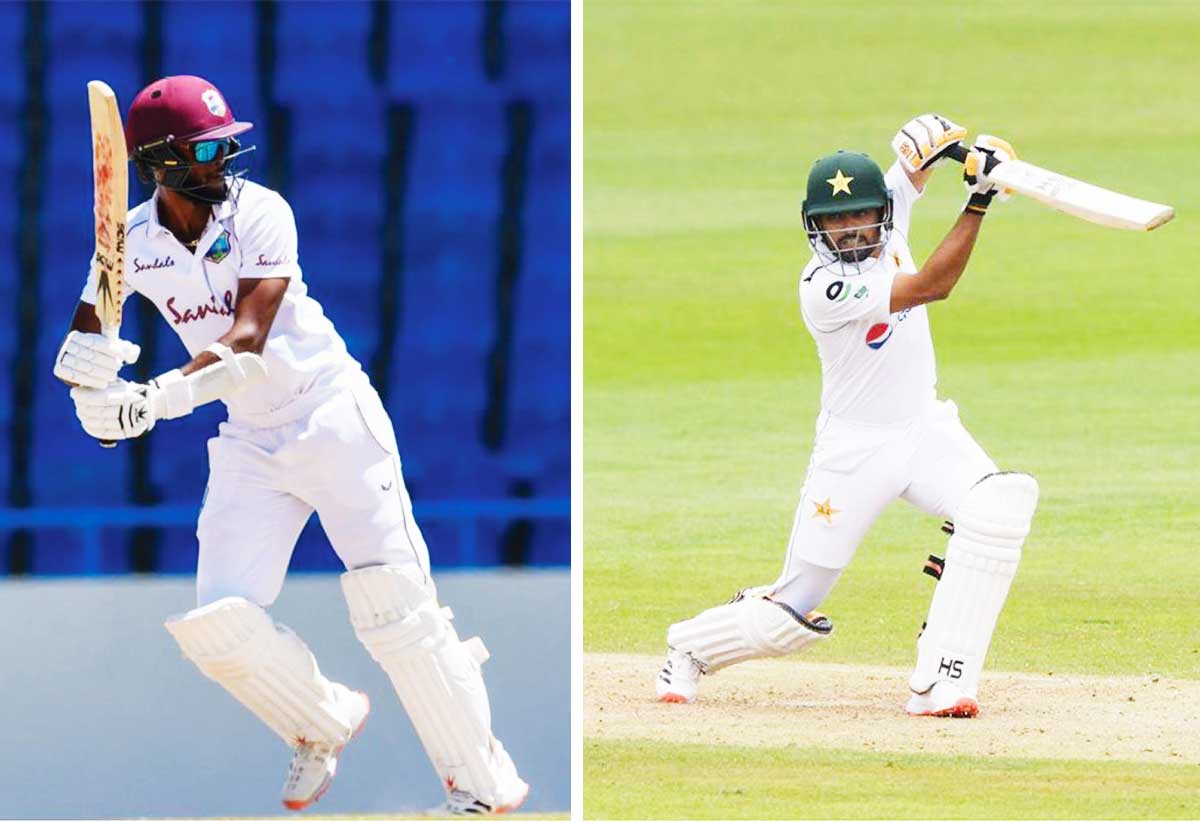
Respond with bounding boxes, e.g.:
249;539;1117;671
918;210;983;301
179;322;266;377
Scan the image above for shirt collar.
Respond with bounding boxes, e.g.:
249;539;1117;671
147;185;239;238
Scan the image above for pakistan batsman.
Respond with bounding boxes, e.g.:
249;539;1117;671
656;114;1039;717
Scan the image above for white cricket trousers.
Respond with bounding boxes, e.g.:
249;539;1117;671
771;399;996;602
196;372;432;607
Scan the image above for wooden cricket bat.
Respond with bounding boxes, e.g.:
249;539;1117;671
946;143;1174;231
88;80;128;448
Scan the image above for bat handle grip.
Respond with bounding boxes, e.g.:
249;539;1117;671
944;142;1000;175
99;323;118;449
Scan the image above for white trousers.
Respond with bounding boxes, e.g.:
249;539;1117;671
196;374;433;607
772;399;996;590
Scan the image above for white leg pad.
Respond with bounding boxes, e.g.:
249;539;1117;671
911;471;1039;698
164;597;356;746
666;593;833;673
341;565;525;807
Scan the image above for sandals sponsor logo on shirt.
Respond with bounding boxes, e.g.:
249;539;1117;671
167;289;235;325
256;253;290;267
132;256;175;273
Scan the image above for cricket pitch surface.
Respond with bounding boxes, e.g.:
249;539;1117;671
586;653;1200;764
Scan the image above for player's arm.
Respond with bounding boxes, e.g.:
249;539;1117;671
69;278;283;442
889;210;983;312
178;276;289;376
891;113;967;193
890;137;1016;313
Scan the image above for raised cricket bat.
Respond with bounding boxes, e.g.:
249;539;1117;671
88;80;128;448
946;143;1174;231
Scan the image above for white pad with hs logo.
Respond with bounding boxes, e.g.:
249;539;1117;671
341;565;527;809
910;471;1039;698
165;597;359;746
667;592;833;674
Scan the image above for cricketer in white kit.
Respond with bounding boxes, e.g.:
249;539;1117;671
54;75;528;814
656;114;1040;717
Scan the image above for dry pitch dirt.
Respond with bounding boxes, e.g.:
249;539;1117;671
586;653;1200;764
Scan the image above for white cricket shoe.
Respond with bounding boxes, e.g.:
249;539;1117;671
905;680;978;718
281;687;370;811
433;780;531;816
656;648;702;704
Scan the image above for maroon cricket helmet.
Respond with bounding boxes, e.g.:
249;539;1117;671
124;75;253;153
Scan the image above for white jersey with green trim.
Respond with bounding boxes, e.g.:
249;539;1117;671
797;162;937;424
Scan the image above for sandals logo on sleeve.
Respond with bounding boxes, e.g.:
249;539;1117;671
204;230;232;263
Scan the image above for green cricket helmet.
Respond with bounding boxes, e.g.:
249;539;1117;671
801;150;894;270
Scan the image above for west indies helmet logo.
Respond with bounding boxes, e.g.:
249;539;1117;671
201;88;226;117
205;230;232;263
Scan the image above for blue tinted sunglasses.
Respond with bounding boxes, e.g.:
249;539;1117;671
191;138;234;163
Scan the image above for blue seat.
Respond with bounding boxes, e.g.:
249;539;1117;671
150;404;224;504
386;3;491;100
44;6;141;122
158;527;200;575
0;4;23;104
500;2;570;99
162;2;261;107
28;528;86;574
288;105;386;169
527;522;569;566
275;2;373;104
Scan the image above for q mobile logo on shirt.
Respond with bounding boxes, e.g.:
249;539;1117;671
866;322;893;349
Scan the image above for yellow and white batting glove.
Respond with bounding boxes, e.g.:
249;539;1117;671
962;135;1018;214
972;134;1017;200
54;330;140;389
892;113;968;174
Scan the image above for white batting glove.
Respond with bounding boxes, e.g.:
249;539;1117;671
54;331;141;389
892;114;968;174
70;369;193;441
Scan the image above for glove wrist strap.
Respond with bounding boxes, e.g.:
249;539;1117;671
964;191;994;215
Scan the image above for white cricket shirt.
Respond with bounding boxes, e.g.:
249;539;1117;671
81;179;360;426
798;162;938;424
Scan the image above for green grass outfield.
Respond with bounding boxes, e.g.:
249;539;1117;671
586;741;1200;820
584;0;1200;817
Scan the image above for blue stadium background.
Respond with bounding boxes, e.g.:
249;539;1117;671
0;1;570;576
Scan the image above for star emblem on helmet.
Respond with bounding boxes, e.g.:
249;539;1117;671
826;169;854;196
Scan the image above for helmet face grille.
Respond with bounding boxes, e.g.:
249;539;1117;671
804;197;895;276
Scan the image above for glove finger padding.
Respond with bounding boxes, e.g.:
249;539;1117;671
54;331;140;389
893;113;967;173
